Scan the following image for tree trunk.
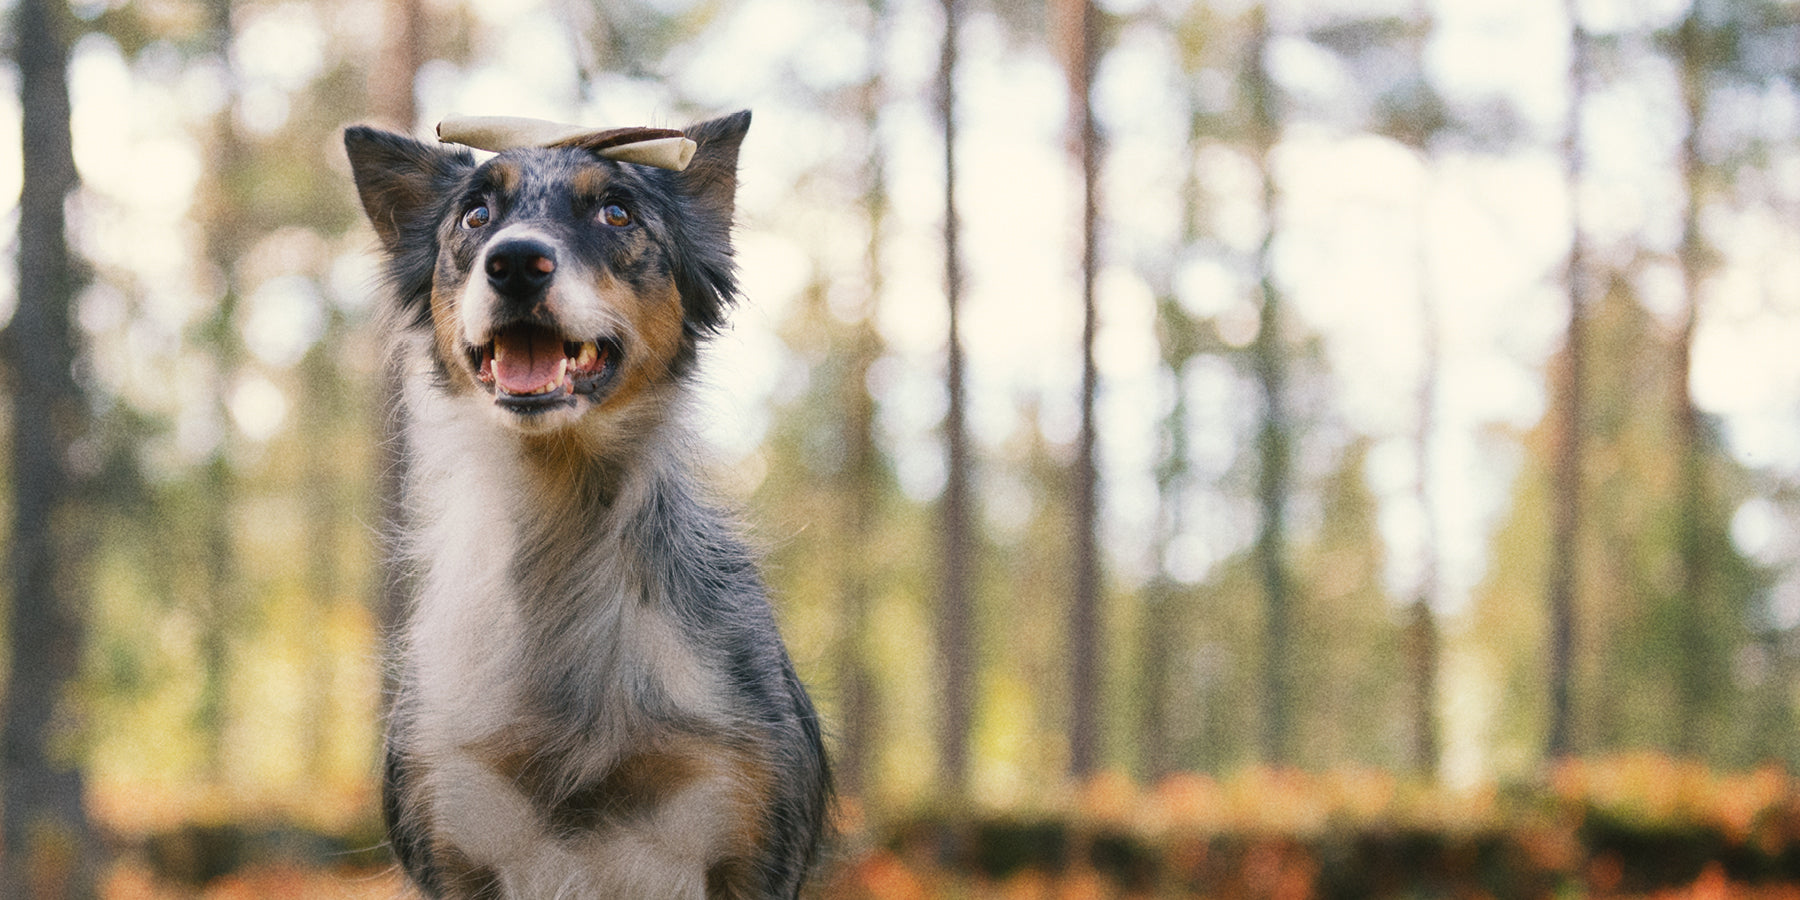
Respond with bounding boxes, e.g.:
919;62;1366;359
1403;0;1442;782
1140;86;1207;783
1062;0;1104;781
1247;3;1295;768
836;0;889;798
196;455;239;781
934;0;975;801
1;0;99;895
1406;300;1442;775
193;0;250;784
836;336;881;799
1546;0;1589;763
371;0;426;663
371;0;424;129
1404;595;1440;775
1672;3;1711;760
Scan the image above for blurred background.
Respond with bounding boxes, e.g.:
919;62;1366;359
5;0;1800;895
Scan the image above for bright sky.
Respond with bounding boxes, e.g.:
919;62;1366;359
3;0;1798;784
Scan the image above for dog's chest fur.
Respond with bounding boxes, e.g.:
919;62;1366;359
402;392;725;746
388;387;778;898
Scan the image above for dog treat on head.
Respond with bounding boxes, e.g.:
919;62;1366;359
437;115;698;171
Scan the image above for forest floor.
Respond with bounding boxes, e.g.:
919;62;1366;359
94;856;1800;900
89;758;1800;899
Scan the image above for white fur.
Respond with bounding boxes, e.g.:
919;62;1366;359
393;338;737;895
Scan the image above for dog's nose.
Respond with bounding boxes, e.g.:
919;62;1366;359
485;238;558;299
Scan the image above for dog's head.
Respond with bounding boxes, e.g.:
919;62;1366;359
344;112;748;435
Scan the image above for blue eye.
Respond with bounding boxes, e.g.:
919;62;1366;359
599;204;631;227
462;205;490;229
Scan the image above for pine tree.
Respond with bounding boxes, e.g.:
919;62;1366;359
836;0;891;799
1;0;99;894
369;0;427;656
1247;2;1296;768
189;0;251;783
1546;0;1591;763
935;0;976;800
1672;0;1713;760
1058;0;1105;780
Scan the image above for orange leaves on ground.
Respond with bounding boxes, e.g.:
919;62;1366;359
102;862;405;900
831;849;935;900
96;758;1800;900
1636;863;1800;900
1551;754;1800;840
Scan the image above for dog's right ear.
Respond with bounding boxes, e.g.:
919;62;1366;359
343;126;473;252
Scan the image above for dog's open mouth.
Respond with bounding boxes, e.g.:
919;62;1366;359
471;324;620;411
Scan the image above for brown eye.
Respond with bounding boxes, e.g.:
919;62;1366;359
599;204;631;227
462;205;490;229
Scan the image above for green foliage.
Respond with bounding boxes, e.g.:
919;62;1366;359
1468;279;1775;772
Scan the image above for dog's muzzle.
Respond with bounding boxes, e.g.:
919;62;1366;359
466;238;623;413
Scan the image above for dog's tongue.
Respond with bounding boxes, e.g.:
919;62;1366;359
492;329;565;395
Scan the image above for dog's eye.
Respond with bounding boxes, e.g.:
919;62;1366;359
462;205;491;229
599;204;631;228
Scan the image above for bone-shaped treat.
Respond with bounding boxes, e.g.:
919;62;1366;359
436;115;698;171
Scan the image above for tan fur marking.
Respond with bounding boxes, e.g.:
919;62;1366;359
554;749;704;832
467;726;557;819
699;743;780;900
718;744;777;865
602;279;686;413
517;430;626;506
471;729;769;845
430;283;480;392
571;166;610;201
487;159;521;195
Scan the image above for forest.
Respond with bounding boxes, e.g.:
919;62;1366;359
5;0;1800;895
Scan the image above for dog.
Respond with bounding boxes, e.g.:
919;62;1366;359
342;110;829;899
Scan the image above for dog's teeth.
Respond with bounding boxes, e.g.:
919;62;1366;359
492;341;506;364
575;342;598;369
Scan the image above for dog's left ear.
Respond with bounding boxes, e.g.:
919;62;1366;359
678;110;750;223
672;111;751;334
